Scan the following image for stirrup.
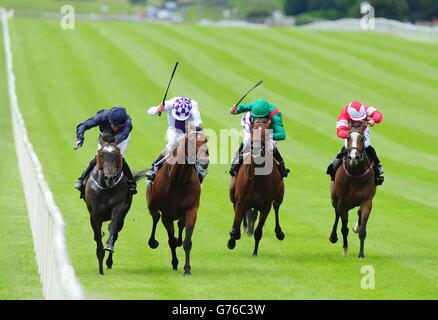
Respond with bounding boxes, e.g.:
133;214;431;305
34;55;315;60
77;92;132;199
128;183;137;195
74;180;84;191
146;168;156;181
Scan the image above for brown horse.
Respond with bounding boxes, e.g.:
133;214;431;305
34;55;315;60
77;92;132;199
329;124;376;258
146;128;208;275
84;135;145;275
228;120;285;256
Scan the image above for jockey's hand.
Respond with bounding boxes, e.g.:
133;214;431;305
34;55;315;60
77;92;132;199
229;105;237;115
157;103;165;114
367;118;376;127
73;138;84;150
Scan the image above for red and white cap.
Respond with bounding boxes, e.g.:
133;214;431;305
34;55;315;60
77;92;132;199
347;101;367;121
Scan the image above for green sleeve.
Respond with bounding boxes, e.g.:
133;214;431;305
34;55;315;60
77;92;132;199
271;114;286;141
236;103;253;114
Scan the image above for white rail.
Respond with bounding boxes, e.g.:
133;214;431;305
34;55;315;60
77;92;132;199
300;18;438;42
1;8;84;300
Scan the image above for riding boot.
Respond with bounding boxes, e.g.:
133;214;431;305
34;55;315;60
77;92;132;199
229;142;244;177
122;159;137;194
273;147;290;178
146;153;165;182
366;146;384;185
326;147;347;181
75;157;97;192
196;160;209;185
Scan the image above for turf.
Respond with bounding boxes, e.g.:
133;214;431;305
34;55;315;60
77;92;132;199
3;17;438;299
0;23;41;300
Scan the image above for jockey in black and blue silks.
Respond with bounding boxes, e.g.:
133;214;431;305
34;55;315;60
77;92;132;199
74;106;137;195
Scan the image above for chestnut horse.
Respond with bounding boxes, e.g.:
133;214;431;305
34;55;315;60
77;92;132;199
329;124;376;258
84;135;146;275
228;120;285;256
146;128;208;275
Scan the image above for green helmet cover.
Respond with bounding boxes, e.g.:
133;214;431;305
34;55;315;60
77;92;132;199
250;99;270;118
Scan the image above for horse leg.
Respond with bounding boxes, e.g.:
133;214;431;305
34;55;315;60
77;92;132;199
341;212;349;256
91;217;105;275
105;207;126;269
353;209;361;234
162;217;178;270
358;201;372;258
253;205;271;256
329;210;340;244
148;210;161;249
183;208;197;276
273;202;285;240
243;214;248;235
177;218;185;247
227;202;245;250
105;207;125;253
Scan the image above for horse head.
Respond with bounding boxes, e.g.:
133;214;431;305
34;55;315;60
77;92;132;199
96;134;123;188
251;119;271;165
346;123;367;167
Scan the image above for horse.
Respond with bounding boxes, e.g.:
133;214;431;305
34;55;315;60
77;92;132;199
329;123;376;258
228;120;285;256
146;128;208;275
83;135;145;275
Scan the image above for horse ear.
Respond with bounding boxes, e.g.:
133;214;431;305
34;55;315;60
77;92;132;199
96;151;103;170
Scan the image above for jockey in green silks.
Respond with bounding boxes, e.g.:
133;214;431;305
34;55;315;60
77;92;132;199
229;98;290;178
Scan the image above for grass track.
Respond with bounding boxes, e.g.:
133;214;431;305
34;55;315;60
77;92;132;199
0;23;41;299
3;18;438;299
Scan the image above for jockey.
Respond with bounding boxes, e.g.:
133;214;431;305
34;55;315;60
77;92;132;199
229;98;290;178
145;96;208;184
74;106;137;194
326;100;384;185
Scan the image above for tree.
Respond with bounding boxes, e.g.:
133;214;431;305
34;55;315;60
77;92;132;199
284;0;308;16
368;0;409;20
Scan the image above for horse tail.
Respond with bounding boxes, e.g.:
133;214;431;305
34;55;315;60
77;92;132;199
133;169;149;182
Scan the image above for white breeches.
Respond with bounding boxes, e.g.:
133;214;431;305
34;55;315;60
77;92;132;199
166;128;185;153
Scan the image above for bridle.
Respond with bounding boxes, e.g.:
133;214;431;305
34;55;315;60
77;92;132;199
343;130;372;178
91;145;124;190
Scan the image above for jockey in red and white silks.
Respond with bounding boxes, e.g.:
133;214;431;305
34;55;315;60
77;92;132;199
327;101;384;185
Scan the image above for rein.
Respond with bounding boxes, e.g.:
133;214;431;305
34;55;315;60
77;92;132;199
342;161;374;178
90;171;124;190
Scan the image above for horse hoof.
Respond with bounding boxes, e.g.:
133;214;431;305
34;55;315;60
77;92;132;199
104;244;114;252
148;239;159;249
184;270;192;276
329;235;338;244
253;252;258;257
227;239;236;250
358;254;365;259
276;231;285;241
343;248;348;256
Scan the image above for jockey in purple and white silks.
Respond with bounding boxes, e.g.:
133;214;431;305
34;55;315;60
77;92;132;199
146;96;208;184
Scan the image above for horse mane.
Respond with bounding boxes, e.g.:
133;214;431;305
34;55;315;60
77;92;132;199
100;133;116;145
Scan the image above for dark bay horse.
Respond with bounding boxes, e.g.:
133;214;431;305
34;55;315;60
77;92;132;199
228;120;285;256
329;124;376;258
146;128;208;275
84;136;145;275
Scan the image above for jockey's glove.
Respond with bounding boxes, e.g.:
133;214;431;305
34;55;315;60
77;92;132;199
73;138;84;150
